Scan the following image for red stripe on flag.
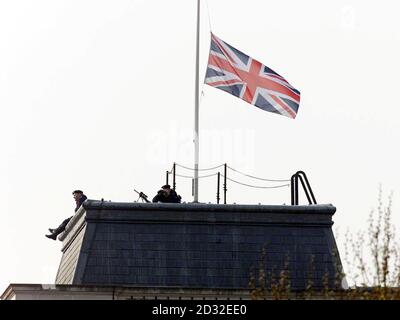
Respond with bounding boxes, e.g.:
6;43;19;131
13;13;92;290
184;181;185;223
207;79;243;87
270;95;297;119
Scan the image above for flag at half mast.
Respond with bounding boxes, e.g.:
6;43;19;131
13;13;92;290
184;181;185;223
205;33;300;119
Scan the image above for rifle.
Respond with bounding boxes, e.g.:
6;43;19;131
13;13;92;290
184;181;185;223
134;189;150;203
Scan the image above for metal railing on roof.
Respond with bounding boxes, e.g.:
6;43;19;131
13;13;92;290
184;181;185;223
164;163;317;206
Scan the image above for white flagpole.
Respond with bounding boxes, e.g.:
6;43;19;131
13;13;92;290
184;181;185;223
193;0;200;202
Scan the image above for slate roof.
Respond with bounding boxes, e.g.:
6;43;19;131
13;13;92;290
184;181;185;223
55;200;343;291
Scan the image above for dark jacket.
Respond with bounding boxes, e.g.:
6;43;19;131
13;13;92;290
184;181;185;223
75;194;87;212
152;190;181;203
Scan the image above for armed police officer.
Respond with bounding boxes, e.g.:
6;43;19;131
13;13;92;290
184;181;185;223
152;185;181;203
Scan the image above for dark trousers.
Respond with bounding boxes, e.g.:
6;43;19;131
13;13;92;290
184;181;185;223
53;217;72;235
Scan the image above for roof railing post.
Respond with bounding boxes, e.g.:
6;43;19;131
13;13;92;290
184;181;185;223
291;174;296;205
223;163;227;204
295;173;299;205
173;162;176;191
217;172;220;204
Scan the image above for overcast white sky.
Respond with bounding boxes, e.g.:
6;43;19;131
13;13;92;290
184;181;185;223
1;0;400;293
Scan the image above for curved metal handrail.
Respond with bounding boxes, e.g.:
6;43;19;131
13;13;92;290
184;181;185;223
291;171;317;205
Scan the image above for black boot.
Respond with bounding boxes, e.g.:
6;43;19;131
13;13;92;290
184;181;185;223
48;228;55;233
45;233;57;240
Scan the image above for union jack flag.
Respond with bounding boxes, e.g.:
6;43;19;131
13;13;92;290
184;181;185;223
205;33;300;119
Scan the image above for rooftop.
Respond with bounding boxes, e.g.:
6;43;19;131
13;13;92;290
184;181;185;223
55;200;343;291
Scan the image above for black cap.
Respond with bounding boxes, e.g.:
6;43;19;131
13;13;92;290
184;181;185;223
161;185;171;189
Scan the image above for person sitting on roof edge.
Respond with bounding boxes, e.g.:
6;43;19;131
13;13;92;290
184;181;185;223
45;190;87;241
152;185;181;203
